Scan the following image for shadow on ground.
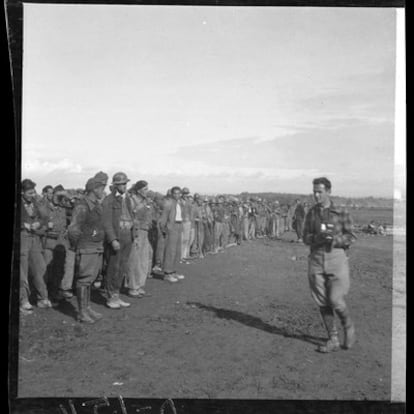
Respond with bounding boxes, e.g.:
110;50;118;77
187;301;325;346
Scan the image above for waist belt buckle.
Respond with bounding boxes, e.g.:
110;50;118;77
120;221;132;230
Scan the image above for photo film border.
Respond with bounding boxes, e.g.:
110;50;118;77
5;1;406;413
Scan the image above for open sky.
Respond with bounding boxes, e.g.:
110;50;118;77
22;5;397;197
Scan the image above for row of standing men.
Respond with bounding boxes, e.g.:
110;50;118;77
19;171;309;322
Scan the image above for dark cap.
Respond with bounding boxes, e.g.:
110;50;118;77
53;184;65;193
22;179;36;191
42;185;53;194
94;171;108;185
133;180;148;192
85;177;106;193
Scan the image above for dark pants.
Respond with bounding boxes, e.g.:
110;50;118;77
295;217;305;240
75;249;103;288
192;220;205;255
104;229;133;297
203;222;213;252
155;225;166;267
163;222;182;274
20;232;48;303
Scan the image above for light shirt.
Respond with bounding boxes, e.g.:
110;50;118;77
175;201;182;222
120;194;133;223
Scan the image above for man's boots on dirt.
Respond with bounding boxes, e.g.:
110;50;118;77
318;306;340;353
335;306;356;349
86;286;103;321
76;286;95;324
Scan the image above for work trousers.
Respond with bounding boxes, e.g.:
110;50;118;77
20;232;48;303
155;225;166;267
127;229;152;291
43;236;75;294
223;222;230;246
163;222;183;274
308;248;350;312
295;217;305;240
181;221;192;259
248;217;256;239
214;222;225;250
105;228;133;297
203;222;213;253
75;248;103;288
242;217;249;240
189;224;196;255
192;221;205;255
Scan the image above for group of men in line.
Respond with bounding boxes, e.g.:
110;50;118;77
20;172;356;354
20;171;307;322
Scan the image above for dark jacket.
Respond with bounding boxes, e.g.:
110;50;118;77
67;196;105;251
159;198;183;231
102;192;134;243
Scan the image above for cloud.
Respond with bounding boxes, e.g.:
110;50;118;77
22;157;84;175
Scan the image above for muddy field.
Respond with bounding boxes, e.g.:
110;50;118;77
16;226;396;403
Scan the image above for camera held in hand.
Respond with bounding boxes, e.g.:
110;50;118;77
319;223;334;250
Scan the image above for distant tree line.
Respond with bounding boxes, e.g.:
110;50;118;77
237;192;393;209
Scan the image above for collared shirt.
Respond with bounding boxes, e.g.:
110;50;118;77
120;194;133;223
23;200;35;218
175;202;182;221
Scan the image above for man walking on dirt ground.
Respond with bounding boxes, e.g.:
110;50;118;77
303;177;356;353
102;172;134;309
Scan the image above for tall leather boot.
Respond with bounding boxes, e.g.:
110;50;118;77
318;306;340;353
335;306;356;349
76;286;95;324
86;285;103;321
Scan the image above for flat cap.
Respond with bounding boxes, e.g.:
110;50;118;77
22;179;36;191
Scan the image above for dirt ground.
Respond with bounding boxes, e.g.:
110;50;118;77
17;230;394;401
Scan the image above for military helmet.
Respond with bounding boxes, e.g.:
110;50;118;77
112;172;130;185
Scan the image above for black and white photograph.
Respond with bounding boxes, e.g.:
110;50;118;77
7;1;405;413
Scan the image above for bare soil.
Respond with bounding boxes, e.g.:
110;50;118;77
17;231;393;400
